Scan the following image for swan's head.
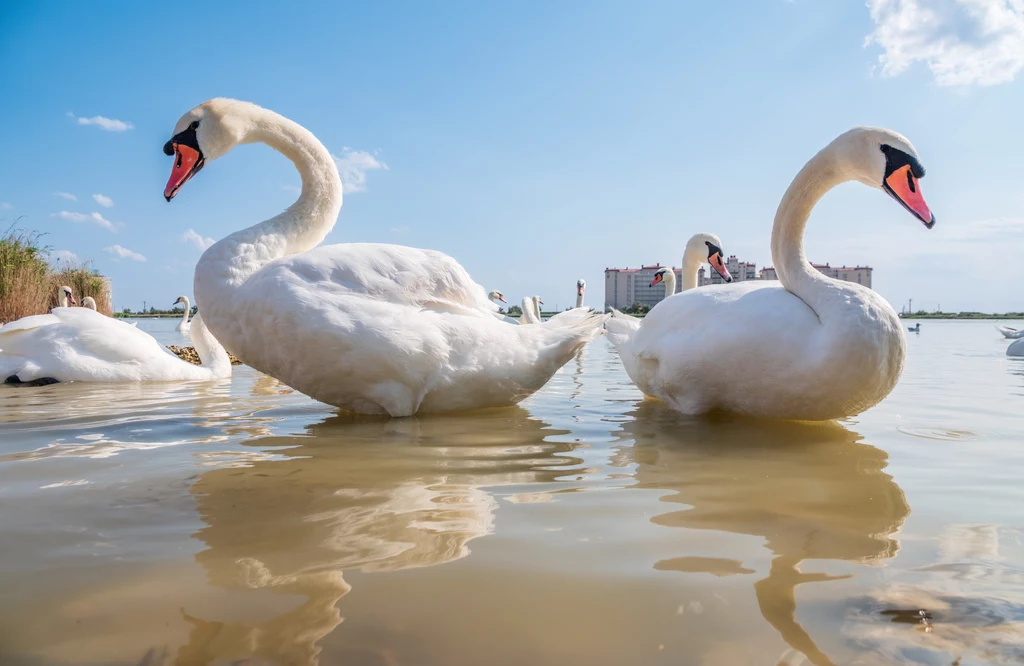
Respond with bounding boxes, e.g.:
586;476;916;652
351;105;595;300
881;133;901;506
173;296;189;307
686;232;732;283
576;279;586;296
163;98;254;201
650;268;670;288
533;295;544;306
81;296;97;311
58;285;76;307
488;290;506;303
833;127;934;229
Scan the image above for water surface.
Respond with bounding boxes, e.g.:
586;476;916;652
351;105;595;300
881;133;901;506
1;318;1023;665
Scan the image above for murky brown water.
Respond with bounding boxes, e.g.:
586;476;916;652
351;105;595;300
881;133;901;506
1;318;1023;665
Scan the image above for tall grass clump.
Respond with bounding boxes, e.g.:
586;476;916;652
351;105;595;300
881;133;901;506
0;225;112;321
0;226;51;323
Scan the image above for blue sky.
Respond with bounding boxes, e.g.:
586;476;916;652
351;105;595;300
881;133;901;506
1;1;1022;313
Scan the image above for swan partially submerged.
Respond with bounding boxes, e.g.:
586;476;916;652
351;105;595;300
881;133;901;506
0;289;231;385
618;128;935;420
162;98;604;416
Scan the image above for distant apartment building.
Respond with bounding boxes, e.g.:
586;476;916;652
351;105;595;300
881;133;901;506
696;255;759;286
605;255;760;310
760;263;872;288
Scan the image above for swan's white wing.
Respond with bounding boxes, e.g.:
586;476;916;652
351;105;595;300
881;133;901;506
545;307;597;328
0;313;60;335
997;326;1024;339
268;242;498;317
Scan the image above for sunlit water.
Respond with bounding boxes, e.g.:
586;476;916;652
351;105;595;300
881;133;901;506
1;317;1023;666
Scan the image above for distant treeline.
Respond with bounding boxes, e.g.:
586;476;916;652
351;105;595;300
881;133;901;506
900;311;1024;320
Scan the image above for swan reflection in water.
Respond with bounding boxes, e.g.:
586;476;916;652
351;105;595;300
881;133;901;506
612;401;910;666
180;407;579;665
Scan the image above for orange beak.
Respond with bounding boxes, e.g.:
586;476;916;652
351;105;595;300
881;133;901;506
649;273;663;287
884;165;934;229
498;295;506;303
69;295;77;305
164;144;204;201
709;253;732;282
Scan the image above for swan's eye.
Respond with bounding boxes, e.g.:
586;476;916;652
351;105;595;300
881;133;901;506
189;120;200;130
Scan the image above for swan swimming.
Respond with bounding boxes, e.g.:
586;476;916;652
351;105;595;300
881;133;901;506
606;233;731;386
0;290;230;384
162;98;604;416
613;127;935;421
173;295;191;332
81;296;97;311
518;296;543;325
546;279;597;327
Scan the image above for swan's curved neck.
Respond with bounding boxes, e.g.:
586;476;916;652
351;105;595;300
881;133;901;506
770;145;847;315
180;297;190;325
57;293;67;308
663;270;678;297
189;314;231;374
681;256;701;292
196;107;343;296
575;290;584;308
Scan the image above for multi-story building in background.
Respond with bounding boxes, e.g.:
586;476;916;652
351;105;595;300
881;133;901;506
604;265;682;311
760;263;872;288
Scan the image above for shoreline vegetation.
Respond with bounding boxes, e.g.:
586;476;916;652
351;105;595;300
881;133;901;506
899;312;1024;320
0;226;112;321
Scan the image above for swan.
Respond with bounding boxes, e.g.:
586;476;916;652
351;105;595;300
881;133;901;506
56;285;77;308
907;323;921;333
616;127;935;420
488;290;520;324
1009;338;1024;356
606;233;731;385
996;326;1024;339
0;292;230;384
81;296;97;311
546;279;600;327
162;98;604;416
173;295;191;332
518;296;543;324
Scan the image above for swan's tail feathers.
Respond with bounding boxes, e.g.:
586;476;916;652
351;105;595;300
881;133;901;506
997;326;1024;339
604;310;641;348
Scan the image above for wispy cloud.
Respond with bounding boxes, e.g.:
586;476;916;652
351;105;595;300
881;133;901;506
333;147;388;194
182;228;215;251
53;210;118;232
0;202;11;211
51;249;80;265
105;244;146;262
865;0;1024;86
53;192;77;201
281;184;301;193
390;225;411;234
67;111;134;132
92;193;113;207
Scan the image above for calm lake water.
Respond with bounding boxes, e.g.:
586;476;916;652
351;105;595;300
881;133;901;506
1;317;1023;666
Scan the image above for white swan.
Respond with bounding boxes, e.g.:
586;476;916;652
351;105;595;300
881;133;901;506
1009;338;1024;356
162;98;604;416
518;295;543;325
56;285;77;308
996;326;1024;339
606;233;731;385
81;296;97;311
0;292;230;384
174;295;191;332
546;279;599;327
616;128;935;420
488;290;520;325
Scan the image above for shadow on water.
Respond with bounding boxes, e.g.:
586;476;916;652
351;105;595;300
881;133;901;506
610;400;910;666
179;407;579;665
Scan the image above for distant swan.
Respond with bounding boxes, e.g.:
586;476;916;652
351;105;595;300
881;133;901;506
81;296;97;311
612;127;935;420
488;290;520;324
606;233;731;385
996;326;1024;339
547;279;598;327
907;323;920;333
0;290;230;384
161;98;604;416
174;295;191;332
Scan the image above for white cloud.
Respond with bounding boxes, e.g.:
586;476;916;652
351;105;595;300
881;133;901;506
104;244;146;262
67;112;134;132
53;192;77;201
0;202;11;210
333;147;387;194
92;193;113;207
51;249;80;265
182;228;215;251
53;210;118;232
865;0;1024;86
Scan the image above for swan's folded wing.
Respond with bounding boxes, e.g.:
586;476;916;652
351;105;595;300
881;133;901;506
265;242;498;316
0;314;60;336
